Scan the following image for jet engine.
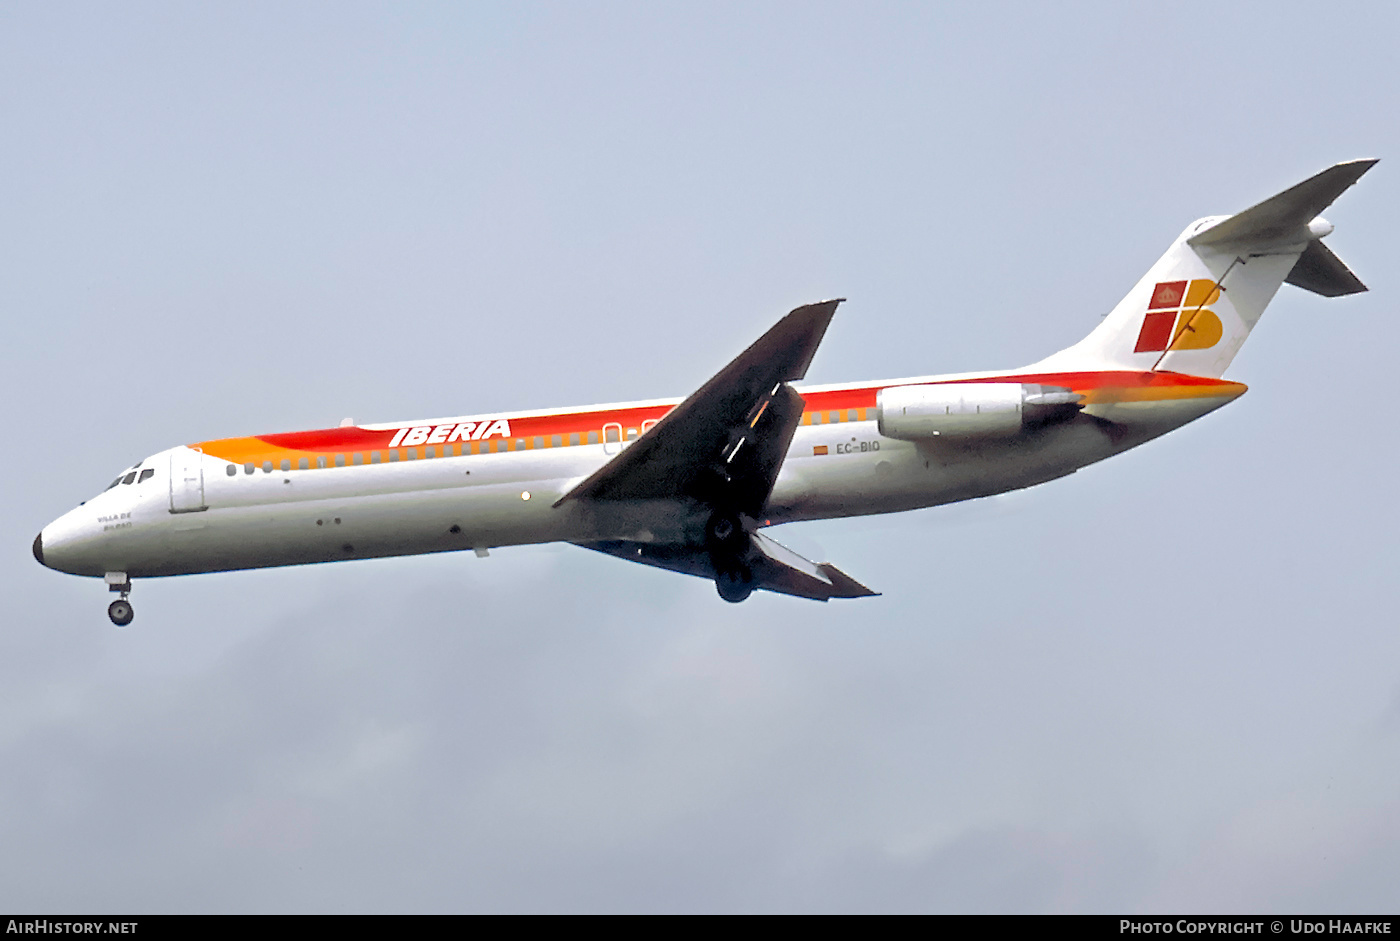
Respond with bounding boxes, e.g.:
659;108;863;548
876;383;1082;441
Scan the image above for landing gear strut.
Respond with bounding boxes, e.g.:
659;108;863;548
105;572;133;627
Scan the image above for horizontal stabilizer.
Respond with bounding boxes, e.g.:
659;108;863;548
1189;158;1377;248
1285;239;1368;297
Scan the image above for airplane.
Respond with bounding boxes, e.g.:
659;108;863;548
34;160;1376;626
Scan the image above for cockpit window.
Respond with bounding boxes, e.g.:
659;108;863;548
106;478;122;491
121;472;137;485
138;468;154;483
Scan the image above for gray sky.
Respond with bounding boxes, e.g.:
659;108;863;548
4;1;1398;913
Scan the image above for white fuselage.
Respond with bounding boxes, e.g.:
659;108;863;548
35;371;1237;581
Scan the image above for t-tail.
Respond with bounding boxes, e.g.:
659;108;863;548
1033;159;1376;378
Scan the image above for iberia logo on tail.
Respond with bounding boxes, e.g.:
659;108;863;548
1133;279;1224;353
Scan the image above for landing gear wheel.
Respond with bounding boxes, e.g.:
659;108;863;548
108;599;134;627
715;565;755;604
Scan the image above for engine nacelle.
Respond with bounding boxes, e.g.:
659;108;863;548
876;383;1081;441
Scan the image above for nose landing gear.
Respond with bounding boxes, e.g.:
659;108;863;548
105;572;134;627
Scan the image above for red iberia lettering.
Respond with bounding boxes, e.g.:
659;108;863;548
447;422;476;443
401;426;431;447
427;425;451;445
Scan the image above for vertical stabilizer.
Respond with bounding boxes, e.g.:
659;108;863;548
1030;160;1375;378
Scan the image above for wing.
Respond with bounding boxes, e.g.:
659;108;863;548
555;299;842;519
578;531;878;602
559;298;878;602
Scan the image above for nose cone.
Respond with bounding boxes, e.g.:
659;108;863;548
35;509;106;577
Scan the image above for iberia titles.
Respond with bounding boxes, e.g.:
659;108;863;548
385;419;512;449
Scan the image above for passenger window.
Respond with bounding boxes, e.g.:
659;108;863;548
829;411;840;423
515;438;525;451
389;450;399;462
353;452;363;465
604;426;620;444
299;458;309;470
847;409;858;422
280;459;290;472
263;461;272;473
810;413;822;425
534;436;544;449
424;447;435;459
406;449;417;460
317;456;327;469
371;451;381;464
244;462;255;474
138;468;154;483
570;432;581;447
335;454;346;467
121;472;137;485
626;428;637;440
226;465;237;477
552;435;562;448
588;431;599;445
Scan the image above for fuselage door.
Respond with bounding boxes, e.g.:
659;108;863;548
602;422;624;455
169;447;207;513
